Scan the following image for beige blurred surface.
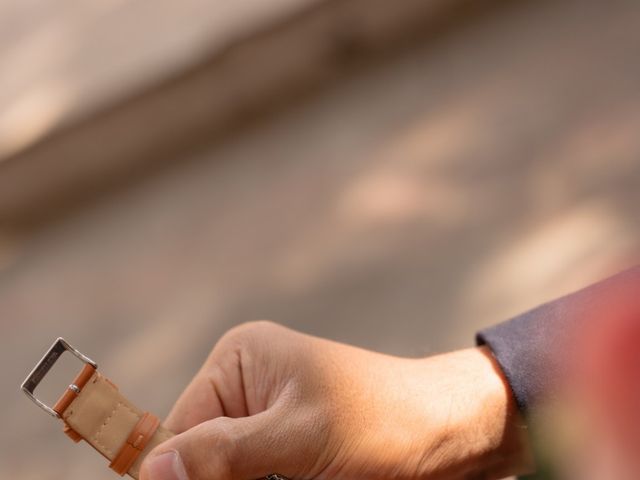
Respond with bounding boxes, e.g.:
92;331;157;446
2;0;640;478
0;0;318;157
0;0;478;224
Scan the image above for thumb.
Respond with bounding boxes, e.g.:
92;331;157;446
139;410;307;480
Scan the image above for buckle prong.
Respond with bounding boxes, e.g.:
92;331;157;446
21;338;97;418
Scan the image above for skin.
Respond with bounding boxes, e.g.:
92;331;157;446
139;321;533;480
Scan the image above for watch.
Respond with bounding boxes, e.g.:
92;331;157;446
22;337;288;480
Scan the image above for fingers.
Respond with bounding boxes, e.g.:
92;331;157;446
165;328;254;433
163;372;226;434
147;321;320;480
140;405;314;480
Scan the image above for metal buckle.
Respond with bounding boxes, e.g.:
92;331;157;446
21;337;97;418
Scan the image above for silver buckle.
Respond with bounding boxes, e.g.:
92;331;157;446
21;338;97;418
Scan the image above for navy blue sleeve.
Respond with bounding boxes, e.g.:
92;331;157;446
476;301;565;413
476;266;640;413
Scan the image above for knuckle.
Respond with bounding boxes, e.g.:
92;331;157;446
223;320;282;343
208;321;295;368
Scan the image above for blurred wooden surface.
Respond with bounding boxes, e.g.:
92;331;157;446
2;0;640;478
0;0;316;157
0;0;487;226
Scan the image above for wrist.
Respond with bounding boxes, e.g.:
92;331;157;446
447;346;534;478
409;347;533;479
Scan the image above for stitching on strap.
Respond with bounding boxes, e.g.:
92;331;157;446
93;402;122;455
93;401;139;456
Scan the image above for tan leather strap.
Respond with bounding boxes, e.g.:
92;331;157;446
55;370;174;479
110;412;161;475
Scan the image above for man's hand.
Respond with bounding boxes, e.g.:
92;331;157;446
139;321;532;480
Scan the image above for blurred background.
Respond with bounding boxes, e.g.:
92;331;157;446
1;0;639;478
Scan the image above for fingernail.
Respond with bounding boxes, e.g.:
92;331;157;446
146;451;189;480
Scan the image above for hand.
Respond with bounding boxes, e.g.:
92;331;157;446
139;321;532;480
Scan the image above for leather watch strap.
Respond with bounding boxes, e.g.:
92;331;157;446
56;368;174;479
110;412;161;475
32;359;175;478
22;338;289;480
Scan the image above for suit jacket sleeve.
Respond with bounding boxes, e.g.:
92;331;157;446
476;266;640;413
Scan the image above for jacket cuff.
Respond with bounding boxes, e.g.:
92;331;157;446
476;301;560;413
476;266;640;414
